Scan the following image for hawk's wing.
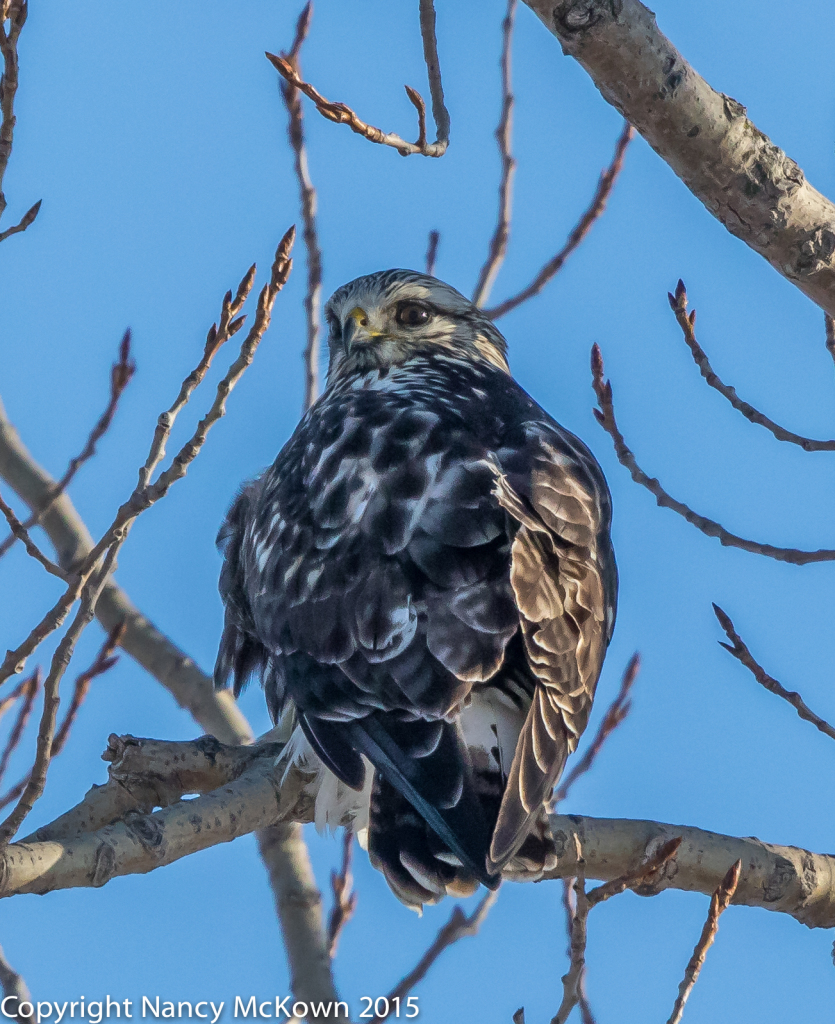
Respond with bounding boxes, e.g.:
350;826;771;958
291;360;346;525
489;422;616;869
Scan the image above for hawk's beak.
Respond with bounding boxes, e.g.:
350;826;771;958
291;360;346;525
343;306;384;352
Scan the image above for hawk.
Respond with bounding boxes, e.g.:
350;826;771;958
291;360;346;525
215;270;617;908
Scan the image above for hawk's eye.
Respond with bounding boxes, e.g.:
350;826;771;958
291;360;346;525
396;303;432;328
326;311;340;336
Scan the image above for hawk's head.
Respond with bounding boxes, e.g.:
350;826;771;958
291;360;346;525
324;270;509;383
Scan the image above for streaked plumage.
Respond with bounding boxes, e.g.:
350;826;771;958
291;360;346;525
215;270;617;908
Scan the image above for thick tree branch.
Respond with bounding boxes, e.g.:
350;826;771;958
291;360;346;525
7;740;835;930
258;824;345;1018
522;0;835;318
591;344;835;565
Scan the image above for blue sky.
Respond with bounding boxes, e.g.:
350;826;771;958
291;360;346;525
3;1;835;1021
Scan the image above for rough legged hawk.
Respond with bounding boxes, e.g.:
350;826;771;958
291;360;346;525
215;270;617;908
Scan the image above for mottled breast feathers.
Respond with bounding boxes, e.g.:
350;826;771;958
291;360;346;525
215;270;616;907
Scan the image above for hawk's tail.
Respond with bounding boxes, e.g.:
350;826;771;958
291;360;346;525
347;713;500;901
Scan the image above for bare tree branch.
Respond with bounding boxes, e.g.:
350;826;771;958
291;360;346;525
268;48;450;158
6;744;835;928
0;547;119;844
279;3;323;412
368;888;500;1024
472;0;517;309
416;0;450;148
425;229;440;277
585;836;682;907
0;232;295;843
522;0;835;319
0;490;67;579
0;399;252;744
0;0;30;227
0;942;35;1024
484;122;632;319
552;652;639;805
327;828;357;958
0;671;38;788
669;282;835;452
0;330;136;561
591;343;835;565
826;314;835;371
713;605;835;743
0;228;295;691
258;823;346;1018
666;860;741;1024
560;878;596;1024
551;842;589;1024
0;197;39;243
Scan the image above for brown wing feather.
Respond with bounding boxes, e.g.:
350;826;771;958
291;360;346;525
489;453;610;869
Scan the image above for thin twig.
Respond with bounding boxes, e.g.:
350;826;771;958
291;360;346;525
265;47;448;159
0;942;35;1024
368;888;500;1024
0;330;136;560
586;837;682;908
0;397;252;743
591;343;835;565
417;0;450;146
0;489;67;578
551;839;589;1024
485;122;633;319
666;860;741;1024
0;670;39;788
0;0;27;224
826;313;835;370
472;0;517;309
669;281;835;451
425;229;440;277
279;3;323;412
552;653;639;806
0;675;36;727
52;621;124;758
0;196;39;243
561;877;597;1024
0;227;294;689
0;547;118;844
327;828;357;958
713;604;835;742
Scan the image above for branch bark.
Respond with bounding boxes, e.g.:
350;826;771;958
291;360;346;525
6;738;835;930
522;0;835;317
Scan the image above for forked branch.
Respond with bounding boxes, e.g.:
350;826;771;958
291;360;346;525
266;0;449;159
